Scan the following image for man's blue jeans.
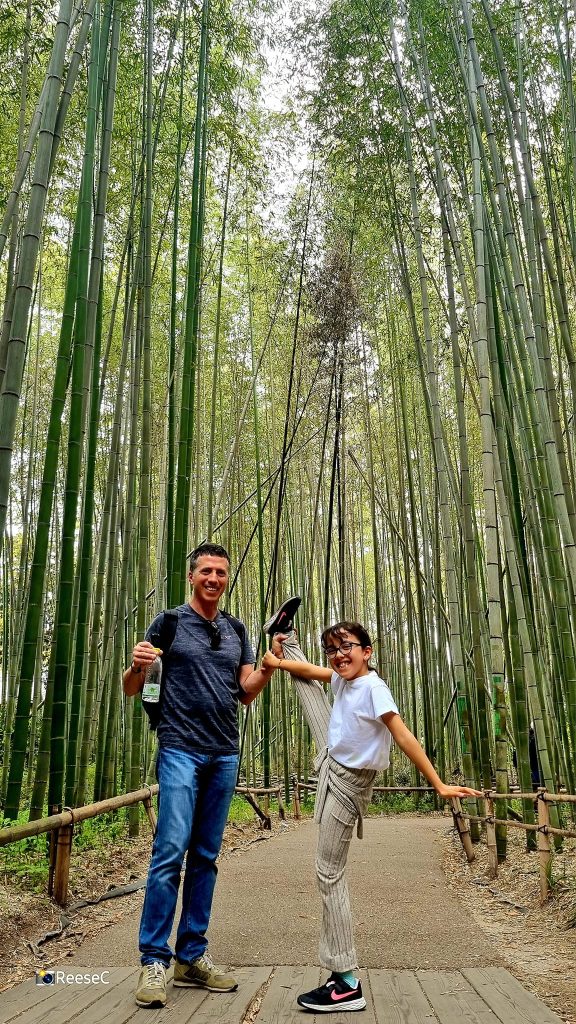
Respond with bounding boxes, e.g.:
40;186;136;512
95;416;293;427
139;746;239;966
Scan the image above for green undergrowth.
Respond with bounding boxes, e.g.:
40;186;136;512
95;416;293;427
367;791;436;814
297;790;436;816
0;804;150;893
227;793;276;822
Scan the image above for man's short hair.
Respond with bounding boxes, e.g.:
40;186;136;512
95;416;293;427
189;543;231;573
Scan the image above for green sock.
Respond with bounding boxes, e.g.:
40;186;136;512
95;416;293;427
337;970;358;988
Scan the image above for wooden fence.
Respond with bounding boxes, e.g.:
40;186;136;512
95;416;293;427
291;777;436;819
1;781;574;908
450;788;576;901
0;783;284;906
292;778;576;903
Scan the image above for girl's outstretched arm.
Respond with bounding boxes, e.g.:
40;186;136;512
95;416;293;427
382;712;483;800
261;649;332;683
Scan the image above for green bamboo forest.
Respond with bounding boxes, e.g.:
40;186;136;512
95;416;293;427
1;0;576;859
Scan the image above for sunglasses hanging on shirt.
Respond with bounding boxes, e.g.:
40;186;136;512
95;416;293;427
204;620;221;650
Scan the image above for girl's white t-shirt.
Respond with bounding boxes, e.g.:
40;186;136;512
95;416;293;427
328;669;399;770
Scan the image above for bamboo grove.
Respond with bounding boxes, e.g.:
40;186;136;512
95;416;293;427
1;0;575;858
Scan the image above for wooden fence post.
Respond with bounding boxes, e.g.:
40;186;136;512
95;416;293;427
47;830;56;898
143;791;157;835
484;792;498;879
292;775;301;820
451;797;475;863
242;789;271;830
537;789;552;902
53;820;74;907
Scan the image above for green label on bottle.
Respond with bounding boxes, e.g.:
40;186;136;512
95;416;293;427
142;682;161;702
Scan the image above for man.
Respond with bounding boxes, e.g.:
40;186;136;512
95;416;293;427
123;542;275;1008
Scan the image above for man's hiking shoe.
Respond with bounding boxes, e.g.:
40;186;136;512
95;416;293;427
173;953;237;992
135;962;167;1007
296;973;366;1013
263;595;301;635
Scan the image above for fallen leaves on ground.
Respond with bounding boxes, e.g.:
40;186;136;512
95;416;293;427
441;823;576;1024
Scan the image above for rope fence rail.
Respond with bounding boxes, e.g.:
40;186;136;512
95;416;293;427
290;777;437;819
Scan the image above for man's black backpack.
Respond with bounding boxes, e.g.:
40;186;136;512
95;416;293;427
141;608;247;730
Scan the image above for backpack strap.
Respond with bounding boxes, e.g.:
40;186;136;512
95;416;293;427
158;608;180;660
142;608;249;728
221;610;251;699
220;609;247;646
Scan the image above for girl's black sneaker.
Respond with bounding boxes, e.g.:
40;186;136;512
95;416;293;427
296;973;366;1013
263;595;301;636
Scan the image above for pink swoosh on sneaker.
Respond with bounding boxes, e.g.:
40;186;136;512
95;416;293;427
330;989;357;1001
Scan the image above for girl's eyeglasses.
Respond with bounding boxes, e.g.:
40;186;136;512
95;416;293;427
322;640;362;658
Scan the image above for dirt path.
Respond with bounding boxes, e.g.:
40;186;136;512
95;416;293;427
59;815;498;971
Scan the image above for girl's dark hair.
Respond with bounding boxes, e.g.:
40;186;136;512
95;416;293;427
321;621;372;650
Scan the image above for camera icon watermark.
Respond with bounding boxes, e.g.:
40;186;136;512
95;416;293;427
35;969;55;986
34;969;109;986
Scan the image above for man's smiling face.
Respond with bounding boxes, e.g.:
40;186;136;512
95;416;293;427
188;554;229;604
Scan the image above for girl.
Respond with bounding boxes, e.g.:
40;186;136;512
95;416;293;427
262;619;481;1013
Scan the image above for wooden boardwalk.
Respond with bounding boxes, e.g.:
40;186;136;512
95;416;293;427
0;965;564;1024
